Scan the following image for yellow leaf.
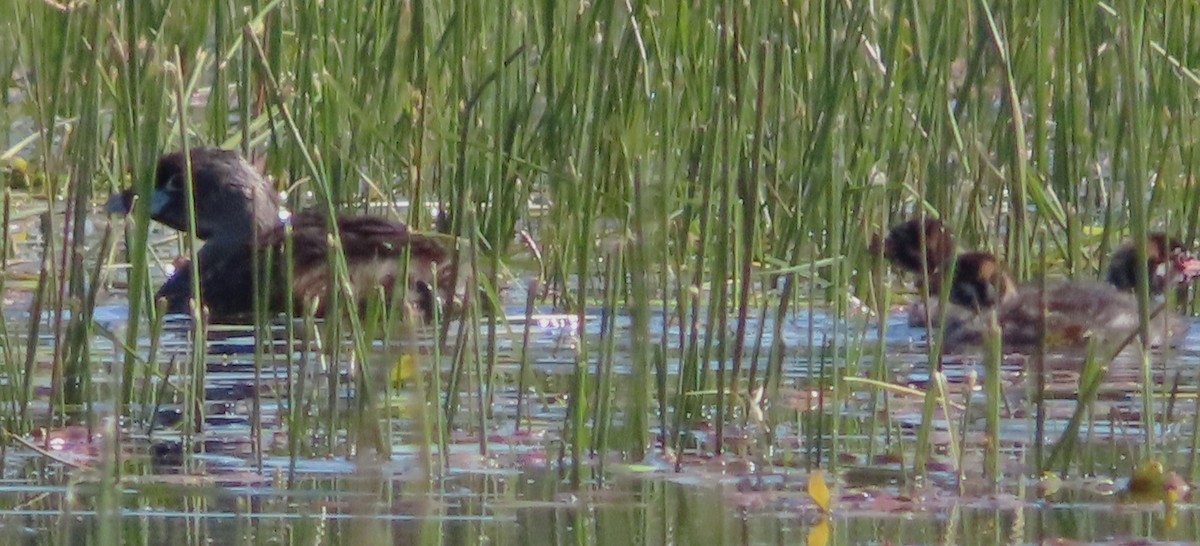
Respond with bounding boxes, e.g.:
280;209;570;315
807;469;831;513
806;519;830;546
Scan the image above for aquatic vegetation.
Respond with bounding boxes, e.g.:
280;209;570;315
0;0;1199;544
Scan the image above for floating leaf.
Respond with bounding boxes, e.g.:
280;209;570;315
621;464;657;473
7;158;33;190
1122;459;1188;507
390;354;416;388
1038;471;1062;497
1125;460;1166;502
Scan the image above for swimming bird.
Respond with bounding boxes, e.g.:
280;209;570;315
1106;233;1198;295
934;250;1188;350
106;147;455;323
878;217;955;291
879;220;1200;350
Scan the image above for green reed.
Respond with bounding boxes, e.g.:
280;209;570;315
0;191;16;433
4;1;1200;513
912;212;955;477
1033;241;1049;471
1116;3;1157;459
592;249;619;463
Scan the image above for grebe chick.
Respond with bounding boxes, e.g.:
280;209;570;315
877;218;958;327
940;252;1189;352
880;218;955;286
1106;233;1200;295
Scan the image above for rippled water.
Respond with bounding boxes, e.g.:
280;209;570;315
0;212;1197;544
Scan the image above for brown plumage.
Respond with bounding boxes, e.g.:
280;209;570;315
944;252;1016;311
879;218;955;289
877;218;958;327
107;147;455;323
1106;233;1190;294
879;220;1199;351
938;252;1185;350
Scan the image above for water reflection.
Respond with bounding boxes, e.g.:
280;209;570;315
4;280;1198;545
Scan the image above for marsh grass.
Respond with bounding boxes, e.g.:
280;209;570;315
2;0;1200;526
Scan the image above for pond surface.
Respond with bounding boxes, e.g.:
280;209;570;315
1;213;1199;545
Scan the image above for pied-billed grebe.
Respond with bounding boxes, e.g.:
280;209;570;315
930;251;1194;351
882;220;1200;314
942;251;1016;311
899;250;1019;331
106;147;455;322
880;220;1200;350
1106;233;1196;295
877;218;959;326
878;218;955;289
